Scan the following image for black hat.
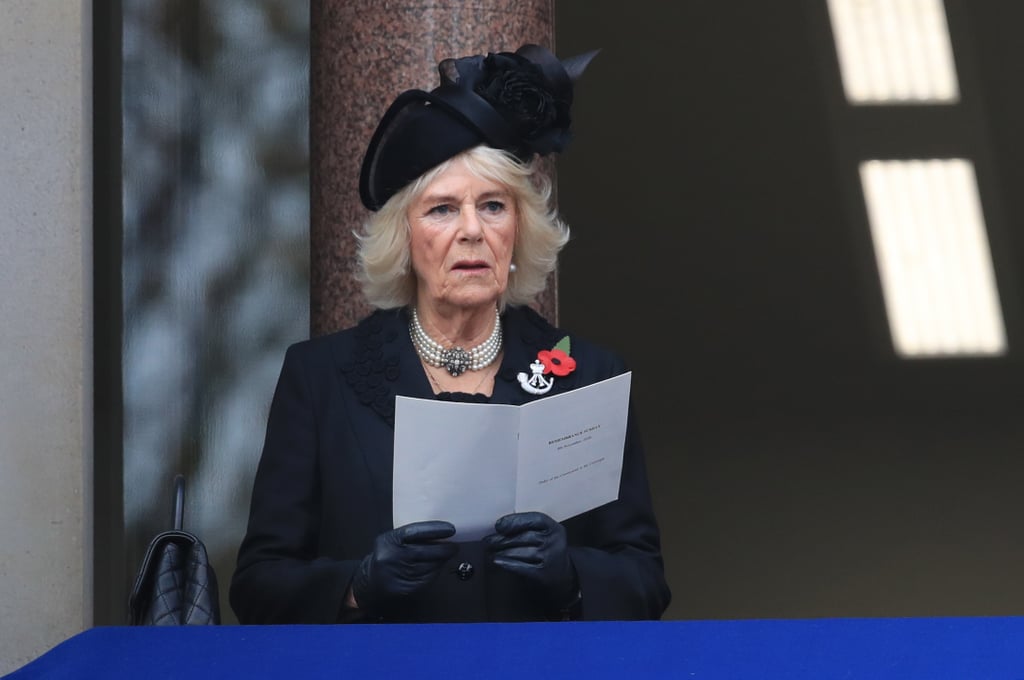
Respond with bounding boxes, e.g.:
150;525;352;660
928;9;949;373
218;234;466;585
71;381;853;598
359;44;599;211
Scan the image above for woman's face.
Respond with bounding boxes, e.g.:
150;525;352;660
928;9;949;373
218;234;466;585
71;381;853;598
407;157;517;313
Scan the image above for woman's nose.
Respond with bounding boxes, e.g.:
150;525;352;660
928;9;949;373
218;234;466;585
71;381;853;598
458;207;484;240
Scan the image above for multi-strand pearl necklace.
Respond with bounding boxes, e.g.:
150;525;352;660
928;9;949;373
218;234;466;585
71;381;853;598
410;307;502;377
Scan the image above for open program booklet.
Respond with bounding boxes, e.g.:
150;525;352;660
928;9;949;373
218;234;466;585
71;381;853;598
393;372;631;540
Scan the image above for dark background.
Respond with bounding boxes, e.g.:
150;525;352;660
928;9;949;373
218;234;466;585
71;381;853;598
555;0;1024;619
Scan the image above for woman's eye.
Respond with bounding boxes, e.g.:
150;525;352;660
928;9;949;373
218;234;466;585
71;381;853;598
427;204;453;217
481;200;505;214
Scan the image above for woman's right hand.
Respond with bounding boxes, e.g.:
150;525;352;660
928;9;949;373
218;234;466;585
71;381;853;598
350;520;458;617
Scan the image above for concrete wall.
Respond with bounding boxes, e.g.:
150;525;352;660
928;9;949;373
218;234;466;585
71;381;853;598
0;1;92;672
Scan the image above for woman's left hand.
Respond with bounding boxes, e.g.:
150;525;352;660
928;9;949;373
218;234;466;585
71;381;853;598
484;511;579;608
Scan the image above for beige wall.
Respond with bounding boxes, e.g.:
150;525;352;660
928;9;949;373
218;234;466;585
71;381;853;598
0;1;92;673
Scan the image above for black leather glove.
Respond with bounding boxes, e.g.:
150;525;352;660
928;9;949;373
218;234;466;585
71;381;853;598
350;521;458;617
484;511;579;610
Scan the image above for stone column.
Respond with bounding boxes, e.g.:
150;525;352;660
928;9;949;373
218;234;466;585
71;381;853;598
310;0;557;335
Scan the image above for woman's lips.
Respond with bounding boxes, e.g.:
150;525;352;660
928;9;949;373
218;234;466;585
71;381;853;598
453;260;489;271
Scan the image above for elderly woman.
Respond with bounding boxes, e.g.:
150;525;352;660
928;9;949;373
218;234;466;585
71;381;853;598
230;44;670;623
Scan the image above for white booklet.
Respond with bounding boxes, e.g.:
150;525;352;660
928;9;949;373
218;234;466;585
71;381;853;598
393;372;632;540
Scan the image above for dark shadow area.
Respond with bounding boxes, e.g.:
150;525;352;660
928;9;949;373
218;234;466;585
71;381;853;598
556;0;1024;619
93;0;127;627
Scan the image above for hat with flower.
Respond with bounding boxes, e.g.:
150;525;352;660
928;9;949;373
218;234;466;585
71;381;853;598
359;44;599;211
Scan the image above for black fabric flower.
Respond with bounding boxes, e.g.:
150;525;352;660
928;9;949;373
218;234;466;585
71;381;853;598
340;310;402;425
473;52;571;156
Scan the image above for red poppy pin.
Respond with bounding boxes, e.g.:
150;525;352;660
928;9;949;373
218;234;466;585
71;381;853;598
517;336;575;395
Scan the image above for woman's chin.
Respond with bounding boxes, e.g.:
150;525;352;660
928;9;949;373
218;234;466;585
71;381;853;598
437;284;503;310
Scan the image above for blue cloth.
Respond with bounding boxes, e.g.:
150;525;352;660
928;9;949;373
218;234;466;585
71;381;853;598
7;618;1024;679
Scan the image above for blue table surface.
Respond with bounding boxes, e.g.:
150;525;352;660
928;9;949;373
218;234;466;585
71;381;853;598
6;617;1024;679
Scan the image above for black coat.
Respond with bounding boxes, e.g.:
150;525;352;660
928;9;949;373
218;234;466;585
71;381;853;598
230;305;670;623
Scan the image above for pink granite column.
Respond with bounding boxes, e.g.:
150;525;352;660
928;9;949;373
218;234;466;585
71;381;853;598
310;0;557;336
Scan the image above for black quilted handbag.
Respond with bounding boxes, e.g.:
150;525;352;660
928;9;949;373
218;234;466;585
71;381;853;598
128;475;221;625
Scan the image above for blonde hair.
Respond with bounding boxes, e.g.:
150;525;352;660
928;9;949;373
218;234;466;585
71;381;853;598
354;145;570;310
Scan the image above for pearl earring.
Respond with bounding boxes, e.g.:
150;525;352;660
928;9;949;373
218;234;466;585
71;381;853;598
509;263;517;273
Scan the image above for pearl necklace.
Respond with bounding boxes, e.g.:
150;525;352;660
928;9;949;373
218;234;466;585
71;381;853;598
410;307;502;377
